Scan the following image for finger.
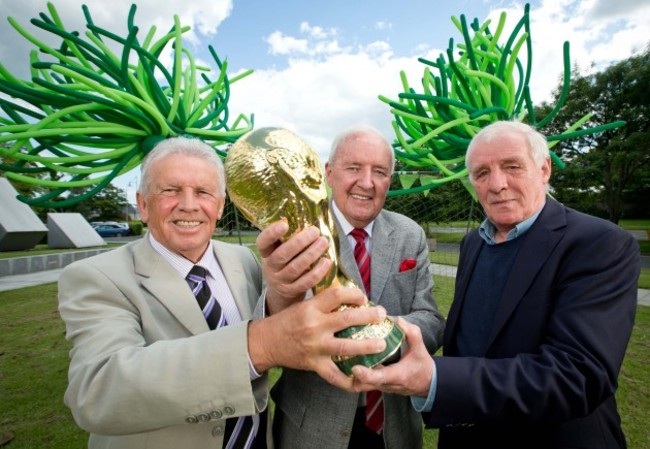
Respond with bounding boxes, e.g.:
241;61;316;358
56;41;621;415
351;364;385;386
282;257;332;293
257;220;289;258
314;287;369;312
396;316;423;344
275;233;330;281
326;335;386;358
265;226;324;270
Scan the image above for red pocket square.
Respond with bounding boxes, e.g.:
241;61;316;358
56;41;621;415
400;258;416;272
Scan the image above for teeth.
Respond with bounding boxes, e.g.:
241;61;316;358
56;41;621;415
351;194;370;200
176;220;200;227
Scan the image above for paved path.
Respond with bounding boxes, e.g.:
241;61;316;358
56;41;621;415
1;264;648;307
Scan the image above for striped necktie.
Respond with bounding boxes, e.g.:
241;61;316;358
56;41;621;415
186;265;224;329
186;266;265;449
349;229;384;434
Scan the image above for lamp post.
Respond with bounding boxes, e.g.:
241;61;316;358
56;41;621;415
126;176;139;222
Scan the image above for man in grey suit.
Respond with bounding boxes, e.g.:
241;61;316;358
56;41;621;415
58;137;387;449
268;125;446;449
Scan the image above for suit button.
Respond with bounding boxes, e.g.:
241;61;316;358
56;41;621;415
185;415;198;424
198;413;210;422
212;424;225;437
223;405;235;416
210;410;223;419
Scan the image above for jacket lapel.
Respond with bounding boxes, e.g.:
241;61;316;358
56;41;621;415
370;212;396;303
213;242;254;320
134;237;209;335
334;218;365;291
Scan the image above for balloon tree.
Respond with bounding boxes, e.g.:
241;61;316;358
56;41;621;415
0;2;253;207
381;3;625;197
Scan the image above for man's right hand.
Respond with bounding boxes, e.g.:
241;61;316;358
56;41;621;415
257;220;332;314
248;286;387;390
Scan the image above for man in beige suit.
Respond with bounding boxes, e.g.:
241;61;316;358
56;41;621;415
58;137;386;449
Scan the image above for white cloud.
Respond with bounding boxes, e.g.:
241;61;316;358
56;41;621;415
267;22;343;58
266;31;310;55
299;22;336;40
228;0;647;168
228;48;434;164
0;0;233;78
374;21;393;31
478;0;649;104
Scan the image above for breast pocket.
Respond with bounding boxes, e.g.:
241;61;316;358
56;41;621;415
383;269;418;314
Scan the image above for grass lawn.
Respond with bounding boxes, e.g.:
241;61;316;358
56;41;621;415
0;219;648;447
1;277;648;448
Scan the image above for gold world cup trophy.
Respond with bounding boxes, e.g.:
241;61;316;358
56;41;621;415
224;127;404;375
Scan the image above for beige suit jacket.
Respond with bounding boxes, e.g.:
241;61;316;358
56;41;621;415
58;236;271;449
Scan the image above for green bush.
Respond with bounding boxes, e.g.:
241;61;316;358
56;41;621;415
128;221;144;236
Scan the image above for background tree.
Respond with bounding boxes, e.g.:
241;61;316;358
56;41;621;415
538;45;650;222
61;184;129;222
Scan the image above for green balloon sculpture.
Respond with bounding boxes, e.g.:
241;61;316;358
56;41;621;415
0;3;626;206
0;2;253;207
382;3;625;197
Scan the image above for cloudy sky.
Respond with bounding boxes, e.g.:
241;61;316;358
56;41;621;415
1;0;648;200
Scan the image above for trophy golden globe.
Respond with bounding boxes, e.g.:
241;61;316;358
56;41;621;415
224;127;404;375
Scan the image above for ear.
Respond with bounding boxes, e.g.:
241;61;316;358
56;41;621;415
136;191;149;223
216;197;225;220
324;161;333;187
541;157;552;184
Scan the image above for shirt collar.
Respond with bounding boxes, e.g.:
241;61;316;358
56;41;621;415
331;200;374;237
478;202;544;245
148;233;218;278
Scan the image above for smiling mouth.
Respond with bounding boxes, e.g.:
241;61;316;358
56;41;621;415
351;193;371;201
174;220;202;227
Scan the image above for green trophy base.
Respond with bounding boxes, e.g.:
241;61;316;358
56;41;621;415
333;306;405;376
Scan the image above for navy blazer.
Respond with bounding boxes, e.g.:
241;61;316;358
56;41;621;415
425;198;640;449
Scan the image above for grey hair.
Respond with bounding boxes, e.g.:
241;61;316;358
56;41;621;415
466;121;550;181
328;124;395;174
138;137;226;197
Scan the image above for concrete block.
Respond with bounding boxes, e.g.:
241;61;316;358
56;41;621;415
47;213;106;249
0;178;48;251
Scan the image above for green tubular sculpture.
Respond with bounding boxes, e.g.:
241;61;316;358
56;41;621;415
0;2;253;207
381;3;625;197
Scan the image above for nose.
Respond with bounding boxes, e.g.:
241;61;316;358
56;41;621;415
177;188;199;210
356;167;374;189
487;169;508;192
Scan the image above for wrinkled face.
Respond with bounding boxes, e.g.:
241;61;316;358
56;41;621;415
137;154;225;262
467;132;551;238
325;133;392;229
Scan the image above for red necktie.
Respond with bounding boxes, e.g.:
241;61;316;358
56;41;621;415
349;229;384;434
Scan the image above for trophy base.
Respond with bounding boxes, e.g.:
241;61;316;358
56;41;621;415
332;311;405;376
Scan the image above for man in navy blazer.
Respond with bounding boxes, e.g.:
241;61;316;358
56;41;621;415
351;121;640;448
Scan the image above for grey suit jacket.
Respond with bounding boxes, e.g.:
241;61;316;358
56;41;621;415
271;209;445;449
58;236;272;449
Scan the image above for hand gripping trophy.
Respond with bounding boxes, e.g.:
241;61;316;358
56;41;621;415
224;127;404;375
